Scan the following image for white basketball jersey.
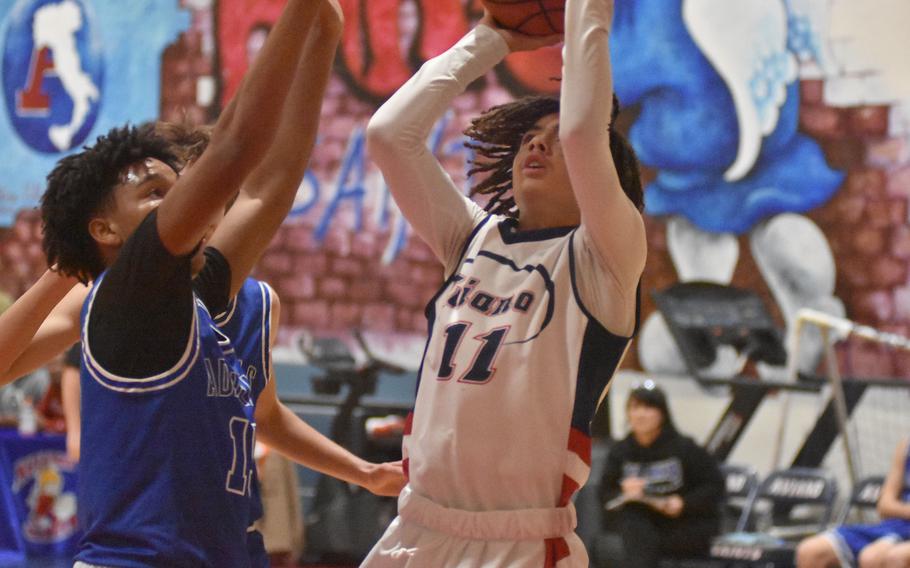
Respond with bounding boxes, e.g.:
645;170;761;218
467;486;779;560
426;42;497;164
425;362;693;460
404;215;637;513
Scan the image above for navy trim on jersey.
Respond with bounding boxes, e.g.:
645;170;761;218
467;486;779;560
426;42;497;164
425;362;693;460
567;231;641;340
417;215;494;395
497;217;575;244
464;250;556;345
571;320;630;434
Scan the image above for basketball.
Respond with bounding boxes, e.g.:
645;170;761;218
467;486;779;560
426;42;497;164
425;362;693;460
480;0;566;36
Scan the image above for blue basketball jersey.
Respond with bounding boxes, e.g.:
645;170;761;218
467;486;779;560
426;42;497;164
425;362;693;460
830;446;910;565
214;278;274;529
76;272;257;568
214;278;273;408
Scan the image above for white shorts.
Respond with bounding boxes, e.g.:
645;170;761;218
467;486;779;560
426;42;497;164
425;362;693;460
361;486;588;568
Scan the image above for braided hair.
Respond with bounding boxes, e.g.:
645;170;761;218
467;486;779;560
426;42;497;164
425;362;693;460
464;94;643;217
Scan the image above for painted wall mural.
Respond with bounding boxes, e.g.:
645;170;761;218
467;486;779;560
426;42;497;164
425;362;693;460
612;0;846;376
0;0;188;225
0;0;907;375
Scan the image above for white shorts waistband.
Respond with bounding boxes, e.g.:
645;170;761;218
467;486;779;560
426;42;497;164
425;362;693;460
397;486;576;541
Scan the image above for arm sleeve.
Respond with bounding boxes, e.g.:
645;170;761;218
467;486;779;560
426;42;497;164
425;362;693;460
562;0;646;331
193;247;233;316
366;26;505;275
679;439;725;517
86;210;195;378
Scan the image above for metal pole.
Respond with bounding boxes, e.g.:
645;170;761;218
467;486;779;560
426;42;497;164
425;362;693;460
822;326;859;485
770;316;804;470
772;308;910;474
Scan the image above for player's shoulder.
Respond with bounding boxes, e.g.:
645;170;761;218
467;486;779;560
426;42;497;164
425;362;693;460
247;278;279;304
242;278;280;318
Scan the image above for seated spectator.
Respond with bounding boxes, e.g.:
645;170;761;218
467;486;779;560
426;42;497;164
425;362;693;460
599;381;724;568
797;438;910;568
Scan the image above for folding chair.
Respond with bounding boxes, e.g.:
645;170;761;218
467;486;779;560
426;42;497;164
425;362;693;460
720;463;760;533
836;475;884;525
710;467;838;567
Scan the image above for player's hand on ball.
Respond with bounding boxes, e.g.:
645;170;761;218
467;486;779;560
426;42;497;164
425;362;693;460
479;11;562;53
364;460;407;497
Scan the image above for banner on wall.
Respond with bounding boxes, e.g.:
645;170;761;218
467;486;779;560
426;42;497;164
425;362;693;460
0;433;78;557
0;0;189;226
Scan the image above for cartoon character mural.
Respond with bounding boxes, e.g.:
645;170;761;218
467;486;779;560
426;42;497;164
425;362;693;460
0;0;189;225
11;449;78;551
610;0;845;375
23;464;76;541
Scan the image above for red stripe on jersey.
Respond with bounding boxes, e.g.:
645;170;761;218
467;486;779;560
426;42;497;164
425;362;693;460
544;537;570;567
403;458;410;481
558;474;580;507
567;428;592;466
404;412;414;436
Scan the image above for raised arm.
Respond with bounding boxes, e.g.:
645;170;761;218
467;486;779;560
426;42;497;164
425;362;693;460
364;26;507;271
560;0;646;293
156;0;325;258
0;270;85;385
209;1;343;296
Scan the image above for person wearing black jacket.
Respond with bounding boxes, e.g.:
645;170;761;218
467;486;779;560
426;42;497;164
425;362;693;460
599;381;724;567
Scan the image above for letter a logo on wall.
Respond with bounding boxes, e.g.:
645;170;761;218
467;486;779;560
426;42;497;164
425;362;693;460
3;0;103;153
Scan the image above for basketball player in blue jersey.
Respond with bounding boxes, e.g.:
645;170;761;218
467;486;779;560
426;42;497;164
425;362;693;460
1;1;382;566
0;254;403;568
0;133;403;568
0;271;404;568
797;437;910;567
0;118;406;564
363;0;645;566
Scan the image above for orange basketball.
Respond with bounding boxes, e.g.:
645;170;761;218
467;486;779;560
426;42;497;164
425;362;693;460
481;0;566;36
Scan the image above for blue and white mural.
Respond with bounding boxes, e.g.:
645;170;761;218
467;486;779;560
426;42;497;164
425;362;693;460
610;0;846;374
0;0;188;225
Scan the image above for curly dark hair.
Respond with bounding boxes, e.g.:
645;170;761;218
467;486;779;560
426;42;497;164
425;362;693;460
41;124;179;283
464;94;643;217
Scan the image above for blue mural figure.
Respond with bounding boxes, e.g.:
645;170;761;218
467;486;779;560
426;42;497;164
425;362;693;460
610;0;845;375
0;0;189;225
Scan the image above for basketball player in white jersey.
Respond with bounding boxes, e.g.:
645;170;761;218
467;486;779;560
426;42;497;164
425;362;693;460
362;0;645;566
